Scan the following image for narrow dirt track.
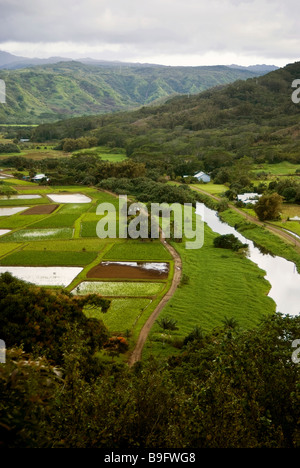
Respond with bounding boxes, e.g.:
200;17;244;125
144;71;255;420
127;239;182;367
98;189;183;367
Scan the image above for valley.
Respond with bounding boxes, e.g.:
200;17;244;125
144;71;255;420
1;60;300;448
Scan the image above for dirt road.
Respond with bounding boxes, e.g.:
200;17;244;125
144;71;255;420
128;239;182;367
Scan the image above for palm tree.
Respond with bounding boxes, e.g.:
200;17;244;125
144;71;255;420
222;316;239;330
156;316;178;331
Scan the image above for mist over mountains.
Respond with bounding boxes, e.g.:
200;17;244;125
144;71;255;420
0;50;279;72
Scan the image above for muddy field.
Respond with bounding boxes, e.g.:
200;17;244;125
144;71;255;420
87;261;170;280
21;205;59;215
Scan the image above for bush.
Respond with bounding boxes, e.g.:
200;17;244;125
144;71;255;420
213;234;248;251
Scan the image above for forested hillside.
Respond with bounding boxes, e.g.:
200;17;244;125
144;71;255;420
31;61;300;169
0;61;262;124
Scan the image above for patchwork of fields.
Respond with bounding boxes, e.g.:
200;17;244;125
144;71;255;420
0;174;173;354
0;170;284;360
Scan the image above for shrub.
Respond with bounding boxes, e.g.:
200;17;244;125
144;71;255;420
213;234;248;252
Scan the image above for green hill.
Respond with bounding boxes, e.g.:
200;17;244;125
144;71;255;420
0;61;262;124
31;61;300;167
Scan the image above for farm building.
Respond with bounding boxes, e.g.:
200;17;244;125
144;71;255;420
32;174;49;183
237;193;262;205
194;171;211;183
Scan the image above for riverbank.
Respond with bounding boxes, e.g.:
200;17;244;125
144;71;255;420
142;210;276;360
191;185;300;273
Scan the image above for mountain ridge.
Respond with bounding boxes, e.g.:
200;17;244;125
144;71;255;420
0;59;271;124
30;61;300;168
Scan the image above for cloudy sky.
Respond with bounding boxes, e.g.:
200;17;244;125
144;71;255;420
0;0;299;66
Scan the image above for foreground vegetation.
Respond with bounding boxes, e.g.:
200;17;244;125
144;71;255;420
1;275;299;448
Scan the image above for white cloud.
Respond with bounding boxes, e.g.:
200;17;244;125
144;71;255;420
0;0;299;65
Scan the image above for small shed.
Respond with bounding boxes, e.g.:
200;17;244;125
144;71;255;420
194;171;211;183
32;174;48;183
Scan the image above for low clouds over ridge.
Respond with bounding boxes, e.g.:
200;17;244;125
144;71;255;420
0;0;298;66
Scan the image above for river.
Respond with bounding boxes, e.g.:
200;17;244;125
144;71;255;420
196;203;300;316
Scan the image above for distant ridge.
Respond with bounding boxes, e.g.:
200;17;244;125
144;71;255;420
0;50;280;72
229;64;279;73
0;58;272;124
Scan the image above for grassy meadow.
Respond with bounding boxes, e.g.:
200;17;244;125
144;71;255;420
143;220;276;359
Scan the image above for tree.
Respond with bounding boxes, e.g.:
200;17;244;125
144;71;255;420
0;185;17;199
254;193;283;221
0;273;108;363
156;316;179;331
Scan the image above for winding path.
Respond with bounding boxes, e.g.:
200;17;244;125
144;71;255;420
127;238;182;367
100;189;183;366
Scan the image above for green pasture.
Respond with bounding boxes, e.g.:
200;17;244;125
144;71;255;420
0;242;22;258
0;214;49;229
271;221;300;237
252;162;300;176
21;238;107;252
0;197;49;206
84;298;152;335
73;146;127;163
143;219;276;359
30;214;79;229
103;240;172;261
192;182;228;195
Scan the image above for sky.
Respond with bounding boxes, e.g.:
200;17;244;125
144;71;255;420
0;0;299;67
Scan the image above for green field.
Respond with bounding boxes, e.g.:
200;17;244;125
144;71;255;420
193;182;229;195
73;281;165;297
0;249;97;266
252;161;300;176
103;241;172;261
143;220;276;359
0;227;74;242
73;146;128;163
84;298;152;334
